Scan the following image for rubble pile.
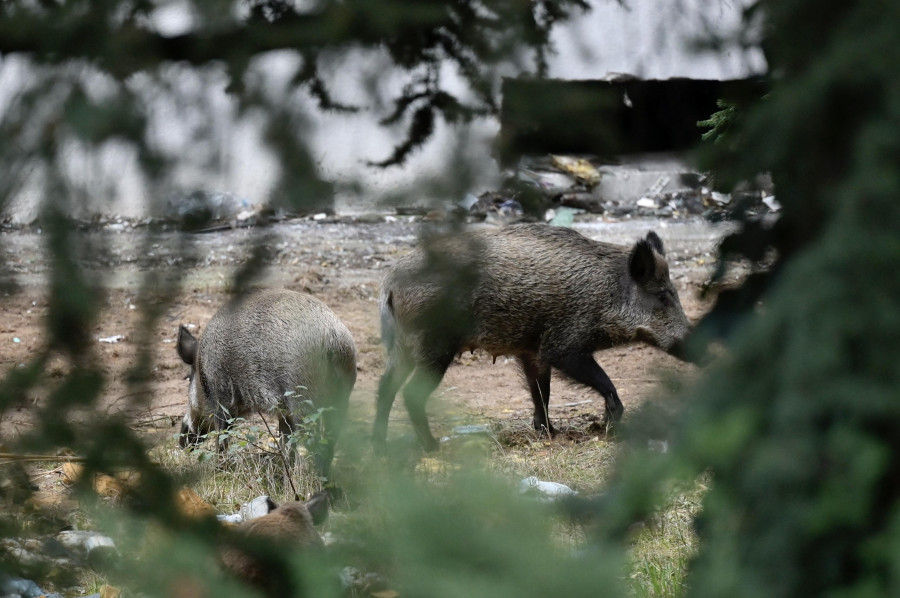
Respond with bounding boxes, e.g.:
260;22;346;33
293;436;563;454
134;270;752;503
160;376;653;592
492;153;779;222
1;154;778;233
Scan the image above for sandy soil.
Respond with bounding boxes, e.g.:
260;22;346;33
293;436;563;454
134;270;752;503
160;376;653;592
0;216;729;452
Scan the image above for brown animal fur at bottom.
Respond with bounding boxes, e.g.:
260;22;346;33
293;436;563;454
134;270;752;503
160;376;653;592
221;493;328;595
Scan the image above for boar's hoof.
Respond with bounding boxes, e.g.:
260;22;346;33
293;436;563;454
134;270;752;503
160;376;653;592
179;423;204;449
533;421;559;437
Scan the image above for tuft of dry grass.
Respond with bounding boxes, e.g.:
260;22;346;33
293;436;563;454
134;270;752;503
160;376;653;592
150;424;325;509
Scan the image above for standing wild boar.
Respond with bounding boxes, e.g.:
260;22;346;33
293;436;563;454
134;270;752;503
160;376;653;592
177;289;357;476
221;493;328;596
374;223;692;451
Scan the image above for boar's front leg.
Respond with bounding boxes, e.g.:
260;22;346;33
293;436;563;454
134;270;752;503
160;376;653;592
549;352;624;425
518;355;555;435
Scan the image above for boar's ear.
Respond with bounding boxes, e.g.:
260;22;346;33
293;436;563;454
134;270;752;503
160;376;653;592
177;325;198;366
629;238;657;286
645;231;665;256
305;491;330;526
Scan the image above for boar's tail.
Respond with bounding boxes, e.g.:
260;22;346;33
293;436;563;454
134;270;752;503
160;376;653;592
380;290;397;350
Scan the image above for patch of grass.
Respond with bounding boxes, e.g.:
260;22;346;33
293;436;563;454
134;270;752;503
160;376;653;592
627;480;706;598
489;418;620;493
150;424;324;509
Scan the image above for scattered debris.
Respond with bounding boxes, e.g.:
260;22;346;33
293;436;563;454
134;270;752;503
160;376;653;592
216;495;277;525
98;335;125;344
507;154;777;221
451;424;493;436
519;476;578;501
762;195;781;212
549;155;602;187
0;575;64;598
240;495;277;522
56;530;116;559
340;566;391;596
164;190;255;226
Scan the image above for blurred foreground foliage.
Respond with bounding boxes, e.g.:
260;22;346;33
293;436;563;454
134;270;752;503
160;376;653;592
606;1;900;597
1;0;899;597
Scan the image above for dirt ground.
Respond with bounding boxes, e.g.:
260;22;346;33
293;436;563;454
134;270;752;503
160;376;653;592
0;216;730;459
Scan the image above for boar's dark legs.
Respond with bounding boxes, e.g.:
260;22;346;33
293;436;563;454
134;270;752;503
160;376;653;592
518;355;555;435
550;352;624;423
373;352;415;449
401;353;455;452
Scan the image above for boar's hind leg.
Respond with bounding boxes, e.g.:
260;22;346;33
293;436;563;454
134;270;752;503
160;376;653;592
373;352;415;449
518;356;555;435
549;353;624;424
401;353;455;452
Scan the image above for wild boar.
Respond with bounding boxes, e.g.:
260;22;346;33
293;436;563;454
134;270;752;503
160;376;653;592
373;223;692;451
177;289;357;476
221;493;328;596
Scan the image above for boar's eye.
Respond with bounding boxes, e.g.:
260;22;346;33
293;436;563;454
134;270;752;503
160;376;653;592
657;291;673;307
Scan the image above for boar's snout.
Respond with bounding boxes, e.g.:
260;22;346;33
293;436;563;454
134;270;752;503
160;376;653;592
665;327;714;366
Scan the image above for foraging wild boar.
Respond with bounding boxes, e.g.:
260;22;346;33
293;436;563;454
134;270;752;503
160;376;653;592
374;223;692;451
221;493;328;595
177;289;357;476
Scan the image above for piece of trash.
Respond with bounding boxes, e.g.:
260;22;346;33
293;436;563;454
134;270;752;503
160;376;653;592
710;191;731;205
762;195;781;212
240;495;277;522
458;193;480;211
486;198;525;224
56;530;116;557
12;337;20;343
518;168;577;190
312;213;328;221
498;199;523;218
235;209;256;223
636;197;658;209
519;476;578;501
452;424;492;436
217;513;244;524
647;175;670;195
550;155;601;187
0;576;64;598
549;206;578;227
98;335;125;344
561;399;593;407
